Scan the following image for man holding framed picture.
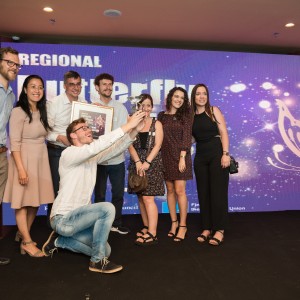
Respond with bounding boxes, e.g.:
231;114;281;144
46;71;87;224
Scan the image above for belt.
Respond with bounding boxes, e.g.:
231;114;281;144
47;142;66;150
0;146;8;153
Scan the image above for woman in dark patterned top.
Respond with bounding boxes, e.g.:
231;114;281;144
128;94;164;246
158;87;192;242
191;83;230;246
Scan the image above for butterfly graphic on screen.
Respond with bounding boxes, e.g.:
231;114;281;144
267;99;300;171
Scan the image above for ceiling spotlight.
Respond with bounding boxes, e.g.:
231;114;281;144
285;23;295;28
11;36;20;41
43;7;53;12
103;9;122;17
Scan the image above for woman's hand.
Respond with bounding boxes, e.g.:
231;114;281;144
221;155;231;168
18;169;29;185
179;157;186;173
140;162;150;172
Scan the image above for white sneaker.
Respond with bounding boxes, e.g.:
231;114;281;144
110;226;130;234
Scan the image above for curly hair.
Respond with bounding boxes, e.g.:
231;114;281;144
94;73;114;86
165;87;190;121
16;75;52;131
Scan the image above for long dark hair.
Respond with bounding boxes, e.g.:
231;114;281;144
16;75;52;131
165;87;190;121
190;83;214;121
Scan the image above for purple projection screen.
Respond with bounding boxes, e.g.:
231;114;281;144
1;42;300;225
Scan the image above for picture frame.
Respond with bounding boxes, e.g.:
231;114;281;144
70;102;114;139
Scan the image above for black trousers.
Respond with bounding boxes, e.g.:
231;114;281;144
47;146;65;224
193;137;229;230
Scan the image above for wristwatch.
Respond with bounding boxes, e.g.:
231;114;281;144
223;151;229;156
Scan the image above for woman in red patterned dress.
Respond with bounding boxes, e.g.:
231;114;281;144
158;87;193;242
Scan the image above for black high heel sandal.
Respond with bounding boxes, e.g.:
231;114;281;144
173;225;187;242
209;230;224;246
135;232;158;246
168;220;178;238
136;226;148;237
197;230;212;243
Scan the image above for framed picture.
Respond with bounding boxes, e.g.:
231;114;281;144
70;102;114;139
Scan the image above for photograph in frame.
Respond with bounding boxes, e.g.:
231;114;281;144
70;102;114;139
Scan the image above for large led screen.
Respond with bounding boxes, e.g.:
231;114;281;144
1;42;300;225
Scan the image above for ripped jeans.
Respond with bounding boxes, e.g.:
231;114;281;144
51;202;115;263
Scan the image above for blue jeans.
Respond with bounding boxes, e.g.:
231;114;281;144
51;202;115;263
94;162;125;227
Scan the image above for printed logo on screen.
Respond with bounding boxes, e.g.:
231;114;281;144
267;99;300;172
19;53;102;68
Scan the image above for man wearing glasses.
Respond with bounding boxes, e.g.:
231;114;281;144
46;70;87;224
0;47;21;265
42;111;145;273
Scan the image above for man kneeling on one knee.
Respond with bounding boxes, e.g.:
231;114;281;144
42;111;145;274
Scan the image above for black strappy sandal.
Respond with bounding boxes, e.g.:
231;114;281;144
197;230;212;243
135;232;158;246
173;225;188;242
168;220;178;238
209;230;224;246
136;226;148;237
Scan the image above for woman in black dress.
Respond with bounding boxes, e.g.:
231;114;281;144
191;84;230;246
158;87;192;242
128;94;164;246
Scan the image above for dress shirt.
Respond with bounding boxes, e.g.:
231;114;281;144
0;83;15;146
47;93;87;147
50;128;134;218
92;98;128;165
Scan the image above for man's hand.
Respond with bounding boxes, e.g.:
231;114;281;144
122;111;146;133
57;135;71;146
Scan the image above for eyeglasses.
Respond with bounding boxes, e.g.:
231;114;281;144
73;125;90;133
0;59;22;70
67;83;82;88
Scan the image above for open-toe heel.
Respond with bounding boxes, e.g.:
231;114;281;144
209;230;224;246
136;226;148;237
135;232;158;246
15;231;37;245
174;225;187;242
20;241;44;258
197;230;211;243
168;220;178;238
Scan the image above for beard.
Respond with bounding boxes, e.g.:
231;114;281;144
100;89;112;97
0;66;18;82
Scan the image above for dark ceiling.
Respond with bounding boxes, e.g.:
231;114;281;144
1;0;299;54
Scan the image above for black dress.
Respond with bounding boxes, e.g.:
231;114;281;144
192;110;229;230
127;118;165;196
